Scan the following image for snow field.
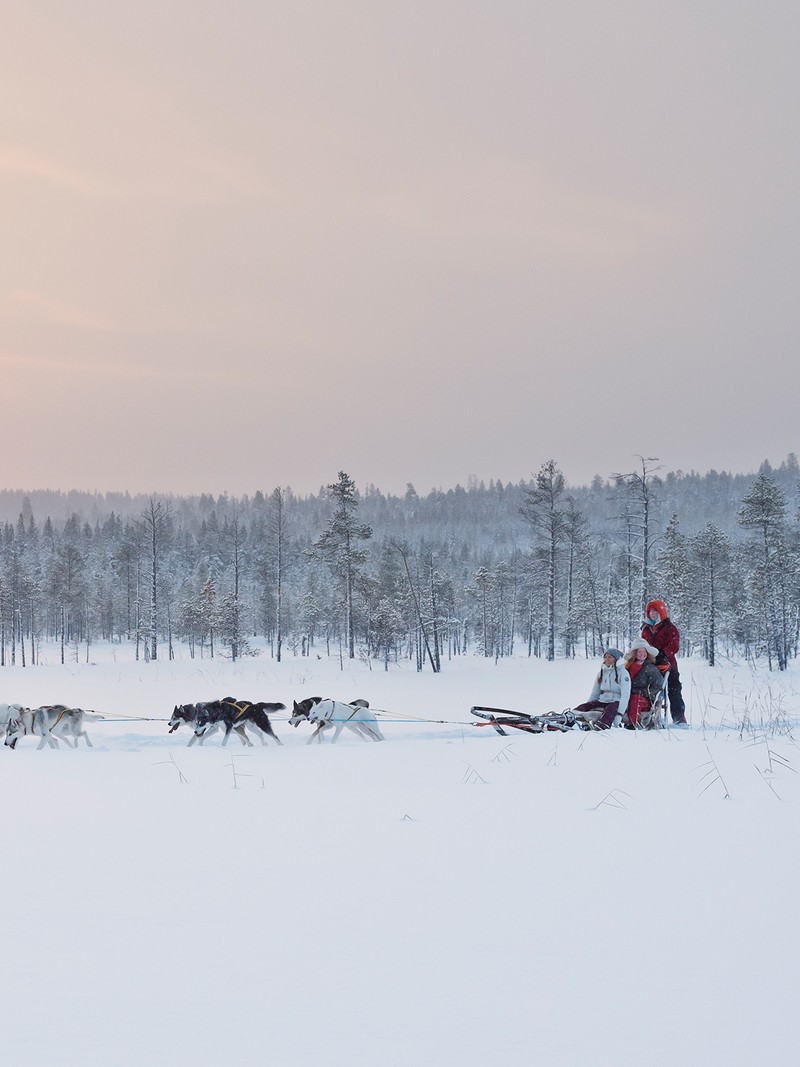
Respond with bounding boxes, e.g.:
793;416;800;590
2;648;799;1065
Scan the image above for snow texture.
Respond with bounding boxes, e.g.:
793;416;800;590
2;647;798;1066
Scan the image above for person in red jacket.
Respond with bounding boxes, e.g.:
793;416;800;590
642;599;687;726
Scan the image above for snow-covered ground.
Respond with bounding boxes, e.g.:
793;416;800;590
2;646;799;1066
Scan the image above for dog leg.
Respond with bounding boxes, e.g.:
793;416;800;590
308;722;325;744
361;718;384;741
249;725;268;745
234;726;252;747
255;721;283;746
259;721;283;746
195;722;218;746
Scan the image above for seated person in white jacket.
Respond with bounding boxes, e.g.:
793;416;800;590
573;648;631;729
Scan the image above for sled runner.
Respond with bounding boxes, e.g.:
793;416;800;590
471;706;578;735
471;696;668;734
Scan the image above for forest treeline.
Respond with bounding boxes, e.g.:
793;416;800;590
1;454;799;671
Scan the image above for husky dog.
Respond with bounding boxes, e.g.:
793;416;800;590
288;697;325;741
169;701;249;747
193;698;285;747
5;705;93;750
168;703;201;736
169;703;219;746
290;697;384;744
0;703;26;740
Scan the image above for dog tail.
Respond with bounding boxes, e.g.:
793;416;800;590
250;706;283;741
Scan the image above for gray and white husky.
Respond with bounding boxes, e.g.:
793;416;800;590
4;705;94;750
0;703;27;741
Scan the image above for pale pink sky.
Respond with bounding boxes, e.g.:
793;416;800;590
2;1;799;496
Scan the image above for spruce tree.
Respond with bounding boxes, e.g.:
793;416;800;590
312;472;372;659
520;460;565;660
739;472;789;669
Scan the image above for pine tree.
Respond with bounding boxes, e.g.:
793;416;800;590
692;523;730;666
739;472;789;669
470;565;495;657
655;514;693;648
221;514;247;661
614;457;661;636
198;577;219;658
561;497;587;658
392;541;439;672
138;498;171;662
312;472;372;659
270;488;287;663
520;460;565;660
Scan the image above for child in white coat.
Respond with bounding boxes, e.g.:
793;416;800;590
574;648;631;729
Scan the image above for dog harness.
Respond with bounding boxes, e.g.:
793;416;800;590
45;705;69;730
224;700;252;720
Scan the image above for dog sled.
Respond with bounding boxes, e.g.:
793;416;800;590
471;707;584;734
471;688;669;736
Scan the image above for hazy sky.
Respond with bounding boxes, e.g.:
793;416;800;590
2;1;799;497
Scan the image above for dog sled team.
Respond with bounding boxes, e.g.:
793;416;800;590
2;600;686;749
168;695;385;746
1;696;386;751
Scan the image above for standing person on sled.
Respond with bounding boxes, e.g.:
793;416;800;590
624;638;665;728
642;598;687;726
573;648;631;730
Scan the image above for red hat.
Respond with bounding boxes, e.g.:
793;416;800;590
645;599;668;621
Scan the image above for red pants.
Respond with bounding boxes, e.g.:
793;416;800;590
627;694;650;727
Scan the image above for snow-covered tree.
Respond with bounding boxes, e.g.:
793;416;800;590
520;459;565;661
739;471;790;669
312;472;372;659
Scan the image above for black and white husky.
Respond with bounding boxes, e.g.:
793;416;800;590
289;697;385;743
194;698;284;747
169;699;284;747
169;702;228;746
4;705;93;750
